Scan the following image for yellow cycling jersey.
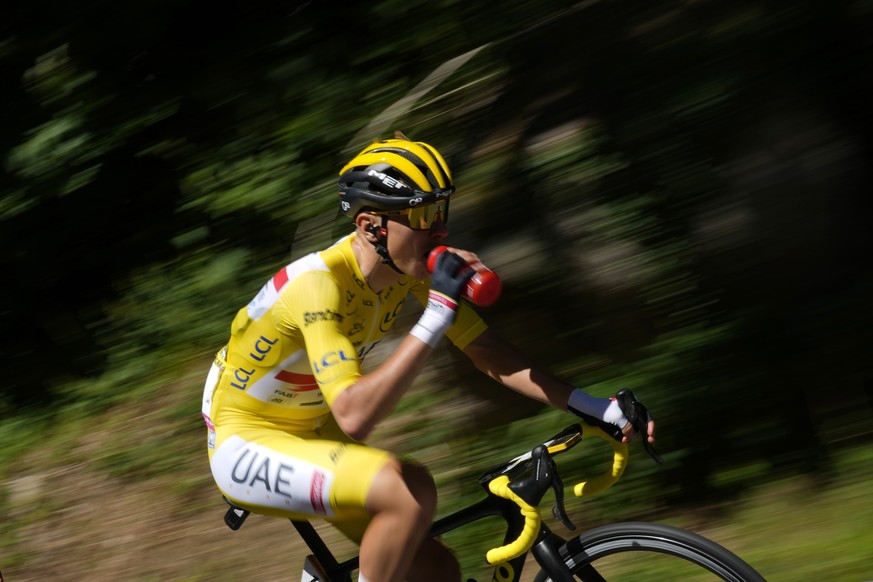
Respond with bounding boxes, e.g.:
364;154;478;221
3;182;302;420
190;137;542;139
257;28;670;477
207;233;488;435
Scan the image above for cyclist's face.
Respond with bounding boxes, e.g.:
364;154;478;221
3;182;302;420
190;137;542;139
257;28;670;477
387;213;448;279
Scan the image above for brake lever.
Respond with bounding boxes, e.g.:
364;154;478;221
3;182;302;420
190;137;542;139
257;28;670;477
550;460;576;531
616;388;664;464
506;445;577;531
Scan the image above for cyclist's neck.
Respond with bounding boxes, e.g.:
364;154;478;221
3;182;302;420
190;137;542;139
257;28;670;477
351;232;406;293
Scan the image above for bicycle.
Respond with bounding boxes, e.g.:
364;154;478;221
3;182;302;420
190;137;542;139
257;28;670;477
221;390;766;581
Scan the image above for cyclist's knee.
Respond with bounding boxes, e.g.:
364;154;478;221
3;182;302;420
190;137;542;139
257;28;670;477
367;459;437;524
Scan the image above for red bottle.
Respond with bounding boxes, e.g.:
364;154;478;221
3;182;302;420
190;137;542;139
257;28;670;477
427;246;502;307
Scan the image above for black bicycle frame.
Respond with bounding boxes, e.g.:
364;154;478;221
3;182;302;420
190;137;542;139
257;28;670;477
292;491;576;582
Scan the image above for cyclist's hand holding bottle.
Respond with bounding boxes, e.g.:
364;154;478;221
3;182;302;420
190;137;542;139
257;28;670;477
427;246;502;307
410;250;476;348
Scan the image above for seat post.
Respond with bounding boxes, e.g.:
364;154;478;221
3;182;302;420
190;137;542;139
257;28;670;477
291;520;343;571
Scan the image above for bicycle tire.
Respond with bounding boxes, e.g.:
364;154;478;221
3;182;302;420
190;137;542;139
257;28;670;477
533;522;766;582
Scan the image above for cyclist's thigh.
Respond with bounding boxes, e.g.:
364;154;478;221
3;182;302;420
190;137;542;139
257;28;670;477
210;421;392;522
326;515;370;545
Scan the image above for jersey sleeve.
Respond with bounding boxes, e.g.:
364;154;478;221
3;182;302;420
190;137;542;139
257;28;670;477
276;270;361;406
410;280;489;350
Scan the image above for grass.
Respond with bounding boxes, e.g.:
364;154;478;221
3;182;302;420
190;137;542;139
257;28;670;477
723;447;873;581
1;361;872;581
437;464;873;582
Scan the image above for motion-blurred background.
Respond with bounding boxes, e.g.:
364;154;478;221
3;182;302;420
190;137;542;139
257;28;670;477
2;1;871;580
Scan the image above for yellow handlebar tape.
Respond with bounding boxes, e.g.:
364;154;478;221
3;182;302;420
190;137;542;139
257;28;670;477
485;475;541;565
573;423;629;497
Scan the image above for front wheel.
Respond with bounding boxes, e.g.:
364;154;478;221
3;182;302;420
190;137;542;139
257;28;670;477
533;522;765;582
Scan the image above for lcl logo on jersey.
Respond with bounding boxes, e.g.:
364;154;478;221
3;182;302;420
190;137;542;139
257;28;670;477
230;367;256;390
379;299;405;332
312;350;353;375
249;335;278;362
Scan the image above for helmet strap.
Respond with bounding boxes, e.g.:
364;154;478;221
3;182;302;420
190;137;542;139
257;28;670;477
365;218;404;275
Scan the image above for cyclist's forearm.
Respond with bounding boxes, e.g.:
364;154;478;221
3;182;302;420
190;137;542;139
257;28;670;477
332;333;434;441
463;330;575;409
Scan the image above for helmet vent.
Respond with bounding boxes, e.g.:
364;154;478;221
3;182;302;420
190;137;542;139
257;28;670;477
370;147;440;190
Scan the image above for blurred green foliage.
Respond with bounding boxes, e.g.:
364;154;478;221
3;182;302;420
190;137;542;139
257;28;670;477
1;0;873;577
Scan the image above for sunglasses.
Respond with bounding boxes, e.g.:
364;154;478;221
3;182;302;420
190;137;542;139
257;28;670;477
371;199;449;230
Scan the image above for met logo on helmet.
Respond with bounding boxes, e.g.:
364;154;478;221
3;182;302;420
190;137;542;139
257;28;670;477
368;169;405;190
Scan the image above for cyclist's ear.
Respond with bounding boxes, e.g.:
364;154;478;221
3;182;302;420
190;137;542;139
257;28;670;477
357;212;382;241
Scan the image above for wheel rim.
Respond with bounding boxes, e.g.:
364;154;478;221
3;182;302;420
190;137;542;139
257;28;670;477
557;529;761;582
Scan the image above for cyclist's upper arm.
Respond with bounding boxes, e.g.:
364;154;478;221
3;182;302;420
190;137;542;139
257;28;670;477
275;270;361;405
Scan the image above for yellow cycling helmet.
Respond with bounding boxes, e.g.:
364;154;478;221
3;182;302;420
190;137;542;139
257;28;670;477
338;135;454;218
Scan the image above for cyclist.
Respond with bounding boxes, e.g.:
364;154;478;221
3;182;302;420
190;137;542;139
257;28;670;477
201;134;655;582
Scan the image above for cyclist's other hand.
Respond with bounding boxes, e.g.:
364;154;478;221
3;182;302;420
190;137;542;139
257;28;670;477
567;388;630;442
429;249;475;304
621;411;656;444
613;387;656;445
567;389;654;442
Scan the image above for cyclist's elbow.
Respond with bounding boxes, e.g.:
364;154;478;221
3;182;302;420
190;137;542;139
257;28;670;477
332;391;373;442
339;418;372;442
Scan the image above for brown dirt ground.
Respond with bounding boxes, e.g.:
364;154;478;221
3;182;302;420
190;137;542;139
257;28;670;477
1;360;544;582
